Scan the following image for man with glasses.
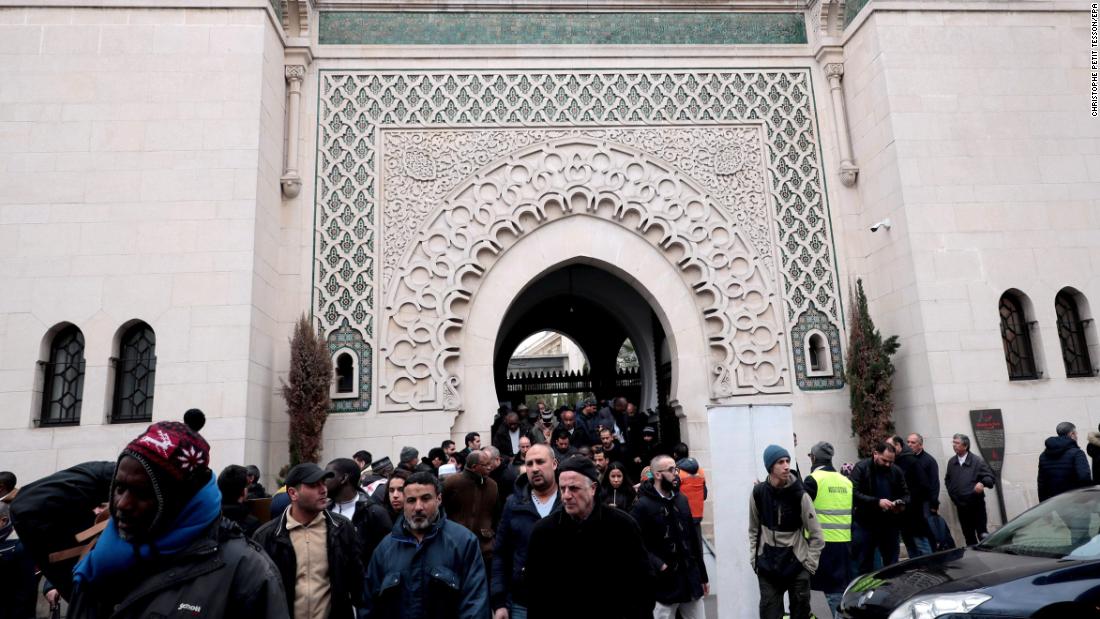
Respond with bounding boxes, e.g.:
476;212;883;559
525;456;654;618
632;456;708;619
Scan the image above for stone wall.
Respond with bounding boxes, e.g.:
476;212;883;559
0;3;285;479
843;3;1100;520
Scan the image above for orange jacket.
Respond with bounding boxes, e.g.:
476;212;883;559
678;469;707;519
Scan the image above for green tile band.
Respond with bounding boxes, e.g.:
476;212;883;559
319;11;807;45
845;0;871;27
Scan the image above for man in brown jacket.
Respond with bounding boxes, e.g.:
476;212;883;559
442;448;499;570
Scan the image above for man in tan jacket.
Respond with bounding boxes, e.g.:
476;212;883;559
749;444;825;619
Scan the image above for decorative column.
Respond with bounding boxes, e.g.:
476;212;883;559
281;64;306;198
825;63;859;187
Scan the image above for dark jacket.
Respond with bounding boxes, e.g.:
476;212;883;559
893;446;931;536
0;537;36;619
10;461;115;600
442;469;498;565
329;490;394;564
1088;431;1100;482
630;481;708;605
912;450;941;510
222;502;262;537
944;451;996;507
525;503;655;619
68;519;289;619
362;514;490;619
253;508;366;619
848;457;910;527
1037;435;1092;502
247;481;269;500
491;474;561;610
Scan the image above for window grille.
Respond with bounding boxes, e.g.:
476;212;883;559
1055;291;1093;378
111;323;156;423
999;293;1038;380
40;326;85;426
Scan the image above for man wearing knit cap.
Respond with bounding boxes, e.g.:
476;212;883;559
804;442;852;619
524;455;655;618
16;421;289;618
749;444;824;619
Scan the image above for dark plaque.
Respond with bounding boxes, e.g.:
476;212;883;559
969;408;1007;523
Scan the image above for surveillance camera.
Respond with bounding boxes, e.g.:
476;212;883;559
870;218;891;232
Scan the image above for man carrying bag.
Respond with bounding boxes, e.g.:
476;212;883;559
749;445;825;619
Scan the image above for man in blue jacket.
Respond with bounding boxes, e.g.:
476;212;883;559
1037;422;1092;502
362;471;490;619
492;444;561;619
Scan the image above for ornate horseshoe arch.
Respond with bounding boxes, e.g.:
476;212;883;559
380;135;790;412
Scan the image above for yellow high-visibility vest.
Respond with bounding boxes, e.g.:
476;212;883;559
807;469;852;543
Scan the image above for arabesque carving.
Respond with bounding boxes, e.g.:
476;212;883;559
380;136;788;412
381;127;774;288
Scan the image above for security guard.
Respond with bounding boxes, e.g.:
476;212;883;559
804;441;852;619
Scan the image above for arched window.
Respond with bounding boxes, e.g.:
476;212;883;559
39;325;85;426
999;292;1038;380
804;330;833;377
331;348;359;399
112;322;157;423
1055;290;1094;378
336;353;355;393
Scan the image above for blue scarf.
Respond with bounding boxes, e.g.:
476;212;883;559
73;474;222;585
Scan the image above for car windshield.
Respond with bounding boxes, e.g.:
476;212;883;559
979;490;1100;559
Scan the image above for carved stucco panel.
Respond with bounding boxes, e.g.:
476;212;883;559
379;135;789;412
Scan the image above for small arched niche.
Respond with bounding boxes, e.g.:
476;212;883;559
331;347;360;399
804;329;833;377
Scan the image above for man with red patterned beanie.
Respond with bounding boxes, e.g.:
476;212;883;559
18;421;290;619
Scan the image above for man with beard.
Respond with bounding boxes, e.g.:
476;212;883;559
492;444;560;619
363;472;489;619
325;458;393;563
632;455;708;619
597;427;627;469
524;456;654;618
13;422;288;618
849;441;910;572
550;427;578;461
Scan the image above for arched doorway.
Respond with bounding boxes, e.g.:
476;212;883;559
380;136;789;427
493;264;668;414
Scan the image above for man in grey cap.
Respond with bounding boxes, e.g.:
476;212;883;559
253;462;365;619
398;447;419;473
803;442;852;618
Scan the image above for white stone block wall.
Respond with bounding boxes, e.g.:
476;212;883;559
842;4;1100;520
0;4;285;481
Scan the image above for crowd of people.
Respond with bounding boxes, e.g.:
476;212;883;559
753;420;1097;619
0;398;710;619
2;404;1096;619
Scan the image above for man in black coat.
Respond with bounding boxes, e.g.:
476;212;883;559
525;456;655;618
890;436;932;558
493;411;539;460
631;455;708;619
944;433;996;545
492;444;561;619
253;463;366;619
849;441;910;573
325;458;394;562
1038;421;1092;502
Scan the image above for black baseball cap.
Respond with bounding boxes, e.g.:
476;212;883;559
285;463;335;487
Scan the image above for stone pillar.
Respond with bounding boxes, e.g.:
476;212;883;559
708;404;794;618
281;64;306;198
825;62;859;187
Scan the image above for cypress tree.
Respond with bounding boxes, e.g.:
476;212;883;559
846;279;901;457
282;315;333;465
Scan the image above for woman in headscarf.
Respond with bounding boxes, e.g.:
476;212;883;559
600;461;637;511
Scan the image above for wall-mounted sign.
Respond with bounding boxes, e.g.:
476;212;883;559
970;408;1007;524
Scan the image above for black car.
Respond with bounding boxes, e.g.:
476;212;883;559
840;486;1100;618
